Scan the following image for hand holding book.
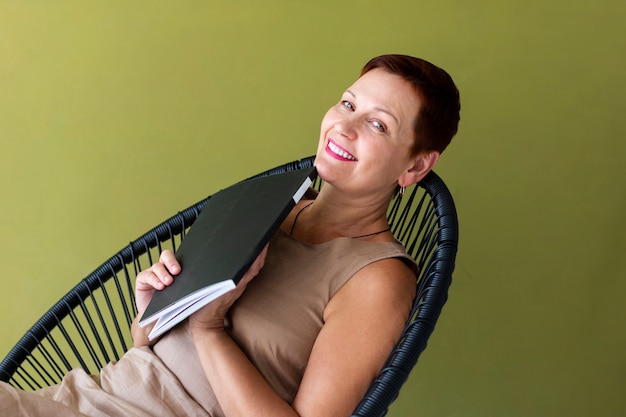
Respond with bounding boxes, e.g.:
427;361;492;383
134;244;269;340
188;244;268;332
135;249;181;321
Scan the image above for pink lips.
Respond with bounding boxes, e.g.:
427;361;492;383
326;138;357;161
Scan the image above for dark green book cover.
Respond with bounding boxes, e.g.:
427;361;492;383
139;166;317;339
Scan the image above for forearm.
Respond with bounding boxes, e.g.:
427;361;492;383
191;327;300;417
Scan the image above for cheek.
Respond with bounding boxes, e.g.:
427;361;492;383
319;108;335;133
317;109;336;148
316;113;331;156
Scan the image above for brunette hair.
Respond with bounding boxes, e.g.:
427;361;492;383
361;54;460;155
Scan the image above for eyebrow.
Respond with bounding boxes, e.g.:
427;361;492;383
345;89;400;125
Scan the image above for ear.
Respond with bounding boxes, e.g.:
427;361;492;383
398;151;440;187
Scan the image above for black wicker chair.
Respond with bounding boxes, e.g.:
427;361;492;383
0;155;458;417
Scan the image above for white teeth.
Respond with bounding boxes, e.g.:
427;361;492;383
328;141;357;160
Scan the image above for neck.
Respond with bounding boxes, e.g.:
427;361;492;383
290;186;392;243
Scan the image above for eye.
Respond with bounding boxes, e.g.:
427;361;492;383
341;100;355;111
371;120;387;133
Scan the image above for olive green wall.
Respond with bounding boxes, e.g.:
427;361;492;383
1;1;624;415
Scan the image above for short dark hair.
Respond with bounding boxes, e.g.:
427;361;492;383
361;54;461;155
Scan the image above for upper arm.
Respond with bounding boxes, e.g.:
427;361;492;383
292;258;416;417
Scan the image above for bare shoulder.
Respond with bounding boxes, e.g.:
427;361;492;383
325;257;416;327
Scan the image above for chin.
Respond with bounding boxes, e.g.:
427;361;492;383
314;157;351;188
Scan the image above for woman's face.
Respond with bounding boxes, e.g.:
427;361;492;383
315;68;422;197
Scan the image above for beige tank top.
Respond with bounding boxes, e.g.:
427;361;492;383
154;229;416;416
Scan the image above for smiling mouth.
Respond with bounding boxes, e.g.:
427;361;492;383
327;139;357;161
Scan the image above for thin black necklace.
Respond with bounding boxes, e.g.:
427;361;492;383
289;201;391;239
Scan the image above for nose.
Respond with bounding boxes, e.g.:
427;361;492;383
334;115;358;140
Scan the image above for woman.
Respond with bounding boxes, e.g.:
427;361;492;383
1;54;460;417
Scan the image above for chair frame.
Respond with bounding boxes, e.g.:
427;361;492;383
0;156;458;417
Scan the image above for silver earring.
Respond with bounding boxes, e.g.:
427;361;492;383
400;186;405;196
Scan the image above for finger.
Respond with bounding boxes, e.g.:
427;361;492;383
159;249;181;275
238;245;270;287
149;262;175;286
136;270;167;291
250;244;269;274
136;260;176;289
